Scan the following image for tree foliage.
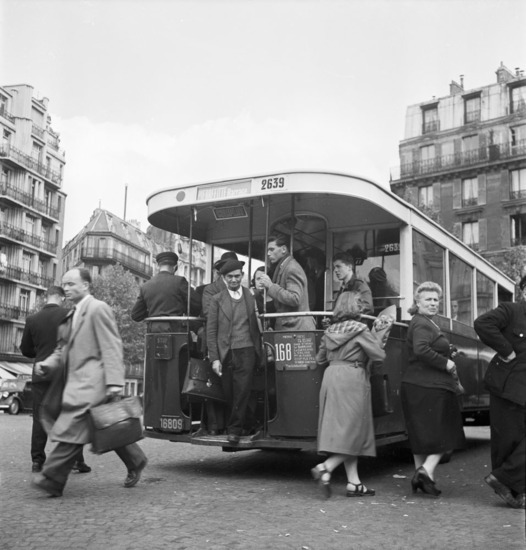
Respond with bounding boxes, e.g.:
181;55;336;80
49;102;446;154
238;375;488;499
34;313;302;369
492;246;526;296
91;264;145;366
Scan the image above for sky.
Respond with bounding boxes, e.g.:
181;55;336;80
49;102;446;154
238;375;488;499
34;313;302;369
1;0;525;243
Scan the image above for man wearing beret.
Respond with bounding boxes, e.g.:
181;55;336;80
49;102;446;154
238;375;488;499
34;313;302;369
474;276;526;509
206;260;261;444
131;251;201;322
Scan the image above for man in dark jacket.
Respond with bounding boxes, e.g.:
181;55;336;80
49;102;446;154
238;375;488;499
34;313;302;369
131;251;201;323
20;286;90;474
474;276;526;510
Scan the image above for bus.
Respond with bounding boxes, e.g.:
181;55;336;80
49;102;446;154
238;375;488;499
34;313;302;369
141;171;514;451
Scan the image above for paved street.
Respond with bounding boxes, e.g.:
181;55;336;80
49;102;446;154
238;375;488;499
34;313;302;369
1;413;524;550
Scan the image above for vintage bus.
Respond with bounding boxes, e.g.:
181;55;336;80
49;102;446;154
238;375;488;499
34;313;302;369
141;171;514;451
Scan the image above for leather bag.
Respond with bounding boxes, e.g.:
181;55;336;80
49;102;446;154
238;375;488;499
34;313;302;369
182;357;226;402
88;396;144;454
484;354;519;403
370;373;394;417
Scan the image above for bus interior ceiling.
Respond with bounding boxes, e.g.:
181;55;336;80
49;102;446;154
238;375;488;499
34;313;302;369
150;193;402;261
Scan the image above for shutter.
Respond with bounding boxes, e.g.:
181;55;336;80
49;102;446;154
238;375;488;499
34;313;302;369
478;218;487;251
478;173;487;205
501;170;510;201
453;179;461;209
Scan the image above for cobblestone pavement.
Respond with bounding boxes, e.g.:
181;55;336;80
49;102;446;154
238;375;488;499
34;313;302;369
0;414;524;550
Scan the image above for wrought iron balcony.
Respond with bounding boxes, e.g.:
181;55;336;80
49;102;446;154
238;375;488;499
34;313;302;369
0;222;57;253
0;181;60;219
0;264;54;288
461;197;478;207
392;138;526;181
80;246;153;277
0;301;29;320
0;144;62;185
47;135;60;151
0;105;15;123
32;123;45;139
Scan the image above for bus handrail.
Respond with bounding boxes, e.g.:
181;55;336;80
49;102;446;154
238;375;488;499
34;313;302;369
144;316;205;322
259;311;409;328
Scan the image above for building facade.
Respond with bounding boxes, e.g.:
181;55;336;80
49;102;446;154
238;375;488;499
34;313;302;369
390;63;526;265
0;84;66;370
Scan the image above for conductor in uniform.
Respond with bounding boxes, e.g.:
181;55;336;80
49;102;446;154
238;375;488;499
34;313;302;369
131;251;201;324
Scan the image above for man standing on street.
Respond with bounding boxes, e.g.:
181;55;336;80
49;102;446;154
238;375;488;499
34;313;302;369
20;285;91;474
131;251;201;323
32;268;147;497
474;275;526;510
257;234;315;331
206;260;261;444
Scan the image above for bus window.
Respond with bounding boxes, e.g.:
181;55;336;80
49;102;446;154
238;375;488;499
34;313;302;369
477;271;495;316
449;254;473;324
413;230;445;314
333;227;401;313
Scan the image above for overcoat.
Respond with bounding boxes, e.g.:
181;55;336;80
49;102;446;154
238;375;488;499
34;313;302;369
40;296;124;444
206;287;261;364
267;255;315;331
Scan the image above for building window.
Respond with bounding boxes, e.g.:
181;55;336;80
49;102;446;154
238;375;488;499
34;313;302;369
32;142;42;161
418;185;433;207
461;178;478;207
19;289;31;311
511;125;526;150
25;215;35;234
464;95;481;123
511;84;526;113
22;252;32;272
462;221;479;249
510;213;526;246
462;135;480;162
420;145;436;173
510;168;526;200
422;106;439;134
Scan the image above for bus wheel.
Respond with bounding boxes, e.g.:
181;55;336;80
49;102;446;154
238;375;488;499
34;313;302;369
8;400;20;415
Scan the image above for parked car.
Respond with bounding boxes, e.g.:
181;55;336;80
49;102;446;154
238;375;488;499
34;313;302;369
0;376;33;415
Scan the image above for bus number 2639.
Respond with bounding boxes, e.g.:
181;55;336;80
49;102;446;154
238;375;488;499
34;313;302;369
261;177;285;190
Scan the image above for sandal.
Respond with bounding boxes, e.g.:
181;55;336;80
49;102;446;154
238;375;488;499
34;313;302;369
346;482;375;497
311;464;331;499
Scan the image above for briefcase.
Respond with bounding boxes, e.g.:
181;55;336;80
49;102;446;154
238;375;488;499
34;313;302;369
182;357;226;403
88;396;144;454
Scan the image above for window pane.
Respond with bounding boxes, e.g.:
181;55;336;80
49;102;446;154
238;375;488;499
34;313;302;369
477;272;494;316
450;254;473;325
412;230;445;314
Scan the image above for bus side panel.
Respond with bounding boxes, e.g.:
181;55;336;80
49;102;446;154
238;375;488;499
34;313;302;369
143;332;192;434
373;326;408;439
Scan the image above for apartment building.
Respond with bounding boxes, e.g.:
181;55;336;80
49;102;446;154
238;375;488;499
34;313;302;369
390;62;526;264
0;84;66;372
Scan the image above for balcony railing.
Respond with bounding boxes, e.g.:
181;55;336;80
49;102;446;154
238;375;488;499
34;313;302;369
423;119;440;134
465;110;481;123
392;138;526;181
0;105;15;123
0;144;62;185
0;222;57;253
0;264;54;288
510;189;526;200
461;197;478;207
81;246;153;277
47;135;60;151
32;123;45;139
0;301;29;320
0;181;60;219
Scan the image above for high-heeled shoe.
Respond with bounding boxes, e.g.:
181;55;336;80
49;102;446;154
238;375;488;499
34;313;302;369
311;464;331;498
346;482;375;497
413;466;441;497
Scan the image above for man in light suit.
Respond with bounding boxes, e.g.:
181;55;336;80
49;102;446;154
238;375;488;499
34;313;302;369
32;268;147;497
257;234;315;331
206;260;261;444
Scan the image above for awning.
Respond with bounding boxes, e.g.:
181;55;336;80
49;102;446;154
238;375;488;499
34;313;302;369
0;366;16;379
0;361;33;377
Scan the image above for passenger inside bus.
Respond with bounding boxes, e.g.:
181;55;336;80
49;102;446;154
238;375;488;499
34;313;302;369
332;251;373;315
368;267;397;316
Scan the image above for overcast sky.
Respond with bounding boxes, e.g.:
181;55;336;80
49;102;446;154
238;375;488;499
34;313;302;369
1;0;525;242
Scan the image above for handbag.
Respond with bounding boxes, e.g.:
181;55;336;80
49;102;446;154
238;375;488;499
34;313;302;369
370;373;394;417
181;357;226;402
88;396;144;454
484;354;519;401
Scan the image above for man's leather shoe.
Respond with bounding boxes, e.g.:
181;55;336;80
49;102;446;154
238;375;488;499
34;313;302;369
72;461;92;474
227;433;240;444
485;474;521;509
32;461;43;473
32;473;63;497
193;427;208;437
124;458;148;488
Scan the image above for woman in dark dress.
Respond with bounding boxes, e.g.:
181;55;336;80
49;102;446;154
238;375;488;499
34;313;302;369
401;281;466;497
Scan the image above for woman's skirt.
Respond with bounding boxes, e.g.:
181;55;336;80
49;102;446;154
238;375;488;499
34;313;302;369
401;382;466;454
317;362;375;457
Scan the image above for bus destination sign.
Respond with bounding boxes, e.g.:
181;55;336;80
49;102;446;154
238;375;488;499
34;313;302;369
197;179;252;201
273;333;317;371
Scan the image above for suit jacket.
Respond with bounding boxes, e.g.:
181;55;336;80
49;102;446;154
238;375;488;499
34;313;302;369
201;277;226;318
131;271;201;321
402;313;456;392
20;304;69;383
206;287;261;364
337;275;374;315
267;255;315;331
474;301;526;405
41;295;125;444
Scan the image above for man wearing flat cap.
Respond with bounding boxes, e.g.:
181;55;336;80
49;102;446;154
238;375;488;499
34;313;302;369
474;275;526;509
131;251;201;323
206;259;261;444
